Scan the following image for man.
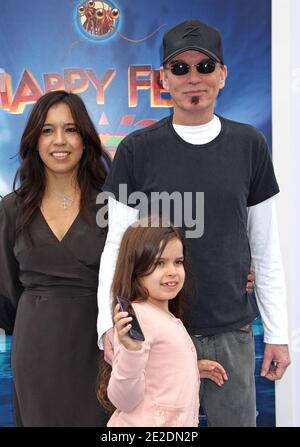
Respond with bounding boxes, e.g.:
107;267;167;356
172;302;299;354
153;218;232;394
97;20;290;426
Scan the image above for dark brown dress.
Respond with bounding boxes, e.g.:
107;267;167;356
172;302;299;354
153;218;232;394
0;192;108;427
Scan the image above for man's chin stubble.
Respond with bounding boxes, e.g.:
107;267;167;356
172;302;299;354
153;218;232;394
191;96;200;105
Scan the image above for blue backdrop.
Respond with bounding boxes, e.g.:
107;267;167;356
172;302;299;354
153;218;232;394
0;0;273;426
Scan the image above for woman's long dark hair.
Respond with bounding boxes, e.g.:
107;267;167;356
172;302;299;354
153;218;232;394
13;90;111;236
97;218;191;412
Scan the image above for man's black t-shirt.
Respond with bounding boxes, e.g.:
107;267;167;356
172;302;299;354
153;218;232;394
103;115;279;335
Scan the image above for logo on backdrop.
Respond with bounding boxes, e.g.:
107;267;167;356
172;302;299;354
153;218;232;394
75;0;164;43
76;0;120;40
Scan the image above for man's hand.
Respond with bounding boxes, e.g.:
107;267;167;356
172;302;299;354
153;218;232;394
261;344;291;381
103;327;114;366
246;269;255;294
198;359;228;386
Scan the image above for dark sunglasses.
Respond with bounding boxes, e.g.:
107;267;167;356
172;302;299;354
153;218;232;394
166;59;218;76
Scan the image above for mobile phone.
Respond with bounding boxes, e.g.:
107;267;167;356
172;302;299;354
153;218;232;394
115;296;145;341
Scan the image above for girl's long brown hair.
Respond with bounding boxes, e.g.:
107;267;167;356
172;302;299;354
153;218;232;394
13;90;111;238
97;218;191;412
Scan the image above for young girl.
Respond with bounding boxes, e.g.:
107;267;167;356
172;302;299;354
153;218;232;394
98;219;227;427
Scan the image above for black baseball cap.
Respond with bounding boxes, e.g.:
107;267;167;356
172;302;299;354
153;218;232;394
162;20;224;65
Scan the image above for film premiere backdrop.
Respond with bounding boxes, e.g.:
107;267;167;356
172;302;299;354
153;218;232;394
0;0;273;426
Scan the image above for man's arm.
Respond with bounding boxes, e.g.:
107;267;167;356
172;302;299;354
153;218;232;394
247;197;291;380
97;197;139;349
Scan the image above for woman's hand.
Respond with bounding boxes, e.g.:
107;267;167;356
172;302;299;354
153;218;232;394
198;359;228;386
246;269;255;294
113;304;143;351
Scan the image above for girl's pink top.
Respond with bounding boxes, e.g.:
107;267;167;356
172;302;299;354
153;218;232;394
107;300;200;427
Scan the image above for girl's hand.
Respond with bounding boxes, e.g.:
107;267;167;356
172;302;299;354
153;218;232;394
197;359;228;386
113;304;143;352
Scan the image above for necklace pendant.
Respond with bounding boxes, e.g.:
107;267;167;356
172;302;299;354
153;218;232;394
63;197;71;209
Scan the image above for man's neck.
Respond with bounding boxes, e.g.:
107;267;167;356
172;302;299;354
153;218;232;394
172;108;214;126
173;115;221;145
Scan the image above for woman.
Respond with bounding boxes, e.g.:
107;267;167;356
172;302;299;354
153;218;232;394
0;90;111;426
